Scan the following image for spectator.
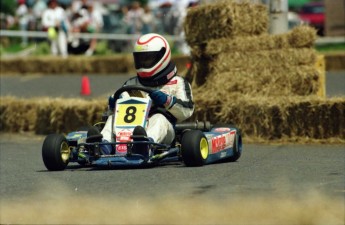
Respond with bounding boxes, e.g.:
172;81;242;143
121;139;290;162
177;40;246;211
84;3;104;56
157;0;173;34
126;1;144;34
141;5;155;34
32;0;47;30
171;0;198;55
15;0;29;46
71;0;88;14
26;7;36;32
42;0;69;58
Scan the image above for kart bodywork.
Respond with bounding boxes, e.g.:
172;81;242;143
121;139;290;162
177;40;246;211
42;86;242;170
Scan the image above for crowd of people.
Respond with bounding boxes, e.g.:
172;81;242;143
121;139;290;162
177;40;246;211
2;0;199;57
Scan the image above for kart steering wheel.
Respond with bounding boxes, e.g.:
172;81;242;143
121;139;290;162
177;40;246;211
113;85;154;100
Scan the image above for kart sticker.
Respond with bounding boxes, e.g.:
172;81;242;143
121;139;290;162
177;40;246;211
214;127;231;132
211;130;236;154
116;129;132;154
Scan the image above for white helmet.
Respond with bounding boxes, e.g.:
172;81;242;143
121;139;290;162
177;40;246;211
133;33;175;86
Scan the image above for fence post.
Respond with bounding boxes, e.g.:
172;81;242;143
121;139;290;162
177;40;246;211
268;0;288;34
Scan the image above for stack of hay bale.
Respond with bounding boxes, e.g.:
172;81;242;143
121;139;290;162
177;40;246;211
183;1;344;140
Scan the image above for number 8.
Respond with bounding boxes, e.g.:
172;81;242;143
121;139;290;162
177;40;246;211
124;106;136;123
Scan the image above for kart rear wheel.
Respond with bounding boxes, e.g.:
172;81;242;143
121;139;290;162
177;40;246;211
181;130;209;167
42;134;70;171
228;131;242;162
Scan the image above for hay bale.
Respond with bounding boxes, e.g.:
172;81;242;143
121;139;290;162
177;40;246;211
1;96;344;141
191;26;317;57
0;55;189;75
315;55;326;97
324;53;345;71
215;48;317;71
192;95;345;140
287;25;317;48
0;97;105;134
0;97;37;132
0;55;135;74
192;65;320;97
184;1;268;45
190;48;318;86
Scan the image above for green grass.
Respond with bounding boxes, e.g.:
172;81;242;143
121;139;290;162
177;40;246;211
2;39;344;57
0;43;30;53
315;43;345;53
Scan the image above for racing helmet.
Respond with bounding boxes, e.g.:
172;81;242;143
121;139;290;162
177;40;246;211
133;33;174;86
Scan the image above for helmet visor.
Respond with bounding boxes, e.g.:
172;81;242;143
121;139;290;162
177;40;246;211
133;47;166;70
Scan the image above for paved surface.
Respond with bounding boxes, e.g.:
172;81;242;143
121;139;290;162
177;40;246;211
0;134;344;224
0;74;132;98
1;134;344;200
1;71;344;98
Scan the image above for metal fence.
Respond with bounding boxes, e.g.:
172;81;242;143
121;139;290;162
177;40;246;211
1;29;344;45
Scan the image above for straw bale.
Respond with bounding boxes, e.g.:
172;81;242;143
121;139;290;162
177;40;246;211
1;96;344;140
315;55;326;97
184;1;268;45
192;95;345;140
192;65;320;97
287;26;317;48
214;48;317;72
191;26;317;57
0;55;190;75
190;48;318;86
0;55;134;74
0;97;37;132
0;97;105;134
324;53;345;71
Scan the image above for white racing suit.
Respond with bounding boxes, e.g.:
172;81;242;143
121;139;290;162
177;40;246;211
101;75;194;145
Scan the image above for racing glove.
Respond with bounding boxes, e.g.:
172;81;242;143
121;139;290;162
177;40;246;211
108;95;116;110
149;90;176;109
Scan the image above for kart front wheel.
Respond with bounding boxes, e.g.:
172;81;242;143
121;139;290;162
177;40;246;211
42;134;70;171
181;130;209;167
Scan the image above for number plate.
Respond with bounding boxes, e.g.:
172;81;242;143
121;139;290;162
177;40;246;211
115;104;147;126
114;97;151;129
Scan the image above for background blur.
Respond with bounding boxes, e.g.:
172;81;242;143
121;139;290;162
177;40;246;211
0;0;344;57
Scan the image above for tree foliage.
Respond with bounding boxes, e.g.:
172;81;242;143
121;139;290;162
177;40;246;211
0;0;17;15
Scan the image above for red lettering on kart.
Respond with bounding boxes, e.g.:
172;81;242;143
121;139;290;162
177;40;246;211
211;130;236;154
116;130;132;154
211;136;226;153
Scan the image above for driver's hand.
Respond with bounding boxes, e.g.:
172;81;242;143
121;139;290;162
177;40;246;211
108;95;115;110
149;90;176;108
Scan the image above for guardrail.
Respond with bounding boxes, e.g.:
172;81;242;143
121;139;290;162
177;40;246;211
0;29;344;44
0;30;183;41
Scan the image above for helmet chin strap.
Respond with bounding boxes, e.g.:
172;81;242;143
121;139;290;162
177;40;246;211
138;62;177;87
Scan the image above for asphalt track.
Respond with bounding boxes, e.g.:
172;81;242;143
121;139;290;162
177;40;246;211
0;72;344;224
0;133;344;224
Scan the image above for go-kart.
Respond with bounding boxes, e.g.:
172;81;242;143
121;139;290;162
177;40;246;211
42;86;242;171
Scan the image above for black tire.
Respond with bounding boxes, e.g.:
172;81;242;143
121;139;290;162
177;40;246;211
228;131;242;162
181;130;209;167
42;134;70;171
213;124;242;162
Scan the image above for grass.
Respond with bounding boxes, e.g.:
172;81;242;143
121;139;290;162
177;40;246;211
1;39;345;56
315;43;345;53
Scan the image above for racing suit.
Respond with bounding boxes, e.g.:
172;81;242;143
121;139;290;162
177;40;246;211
101;75;194;145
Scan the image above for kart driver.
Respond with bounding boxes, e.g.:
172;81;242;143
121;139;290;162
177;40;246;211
100;33;194;155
